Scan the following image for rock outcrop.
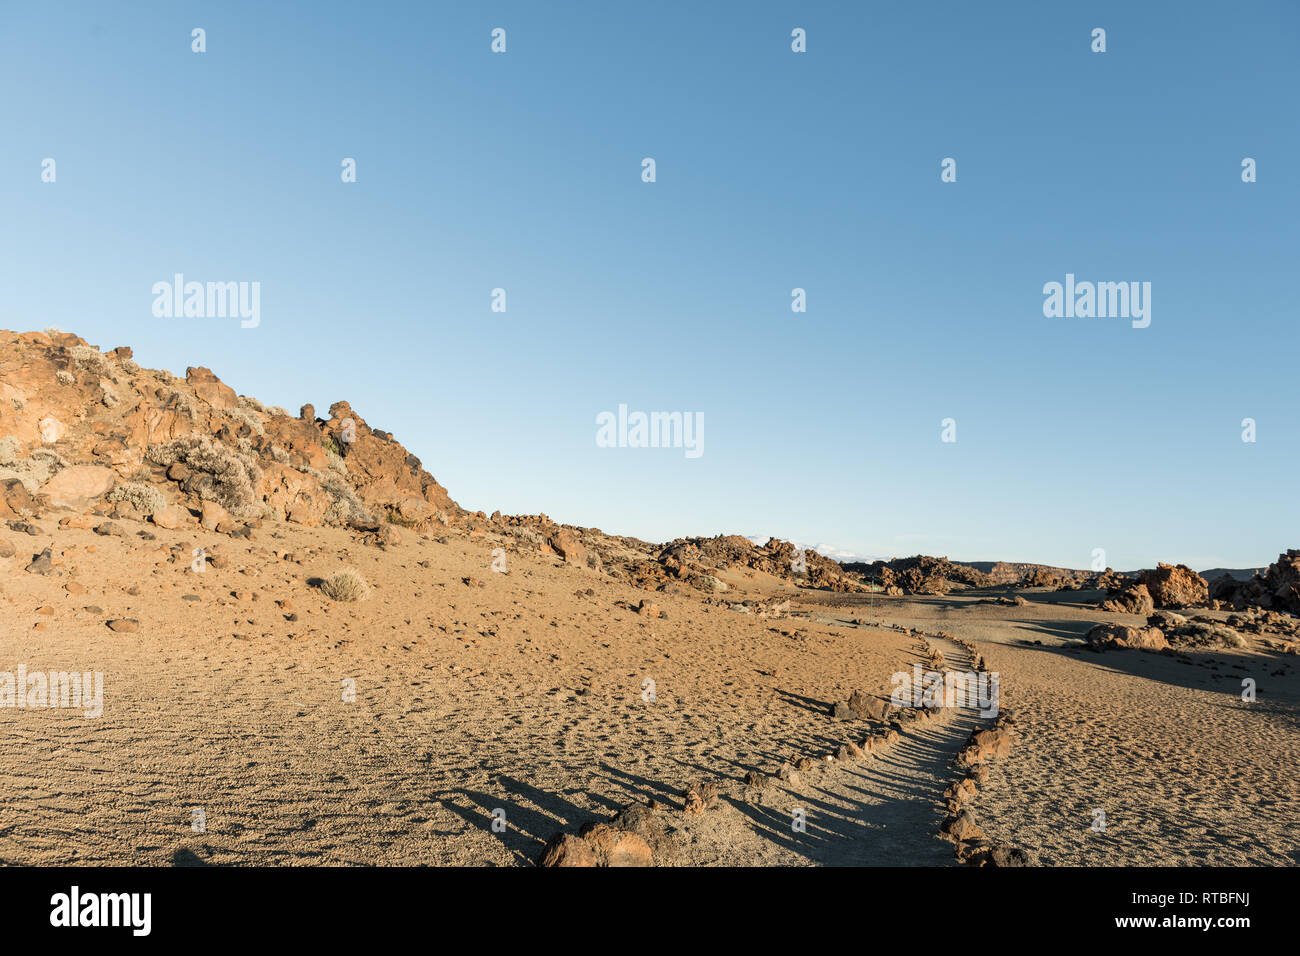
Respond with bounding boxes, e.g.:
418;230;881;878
841;555;992;594
1099;582;1154;616
1208;551;1300;615
1140;563;1208;609
0;330;460;533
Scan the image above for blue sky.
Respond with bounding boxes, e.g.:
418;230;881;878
2;1;1296;570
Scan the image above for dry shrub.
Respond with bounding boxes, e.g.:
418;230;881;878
67;345;108;375
1170;621;1246;649
312;468;374;528
106;482;167;515
146;436;263;518
0;448;64;492
221;406;265;436
320;569;370;602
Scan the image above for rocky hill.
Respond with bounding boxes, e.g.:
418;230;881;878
0;330;460;539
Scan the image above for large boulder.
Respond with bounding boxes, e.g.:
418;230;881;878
547;528;587;565
1100;582;1154;615
1085;623;1169;651
151;504;192;529
39;465;115;508
1140;563;1208;608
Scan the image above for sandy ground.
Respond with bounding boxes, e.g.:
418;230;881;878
856;590;1300;866
2;516;1296;866
0;516;919;865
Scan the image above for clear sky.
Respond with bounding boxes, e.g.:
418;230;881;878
2;1;1296;570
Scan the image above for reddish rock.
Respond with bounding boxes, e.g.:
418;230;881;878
1100;582;1154;616
0;478;38;518
1141;563;1208;608
1085;623;1169;651
682;779;719;815
185;366;238;409
848;689;889;721
152;504;190;530
39;465;115;509
537;833;597;868
1219;551;1300;615
200;500;231;532
579;823;654;867
942;811;986;843
548;528;587;565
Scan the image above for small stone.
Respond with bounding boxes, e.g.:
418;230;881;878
25;548;54;574
987;844;1037;867
200;500;231;532
682;779;719;815
152;505;190;530
106;619;139;633
942;811;986;843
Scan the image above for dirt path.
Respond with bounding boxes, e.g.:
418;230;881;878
673;626;983;866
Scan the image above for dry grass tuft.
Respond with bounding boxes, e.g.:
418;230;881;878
320;569;371;602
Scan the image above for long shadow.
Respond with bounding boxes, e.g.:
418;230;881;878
774;688;832;715
598;763;685;807
442;776;601;864
1015;619;1101;641
726;715;975;866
